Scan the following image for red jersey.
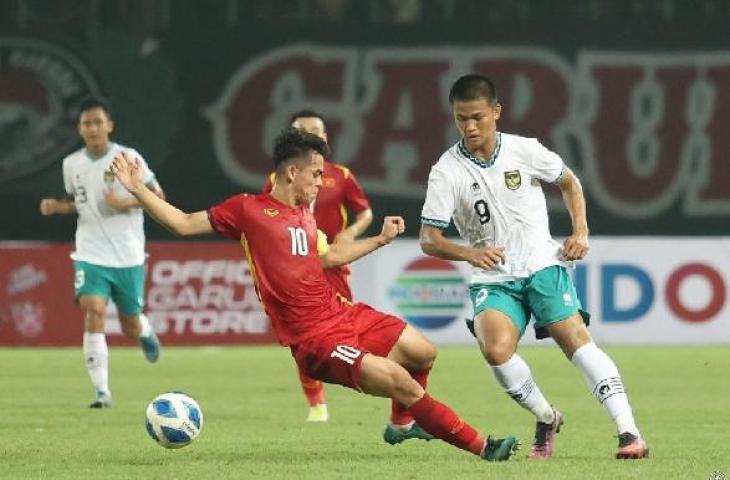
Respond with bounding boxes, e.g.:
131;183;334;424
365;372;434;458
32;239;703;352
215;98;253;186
208;193;347;346
263;160;370;300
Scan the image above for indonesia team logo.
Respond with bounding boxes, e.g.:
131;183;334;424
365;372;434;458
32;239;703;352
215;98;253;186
0;37;101;183
387;257;467;329
504;170;522;190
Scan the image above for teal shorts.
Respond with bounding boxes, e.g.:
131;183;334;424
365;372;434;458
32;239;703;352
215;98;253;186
73;261;146;315
469;265;581;338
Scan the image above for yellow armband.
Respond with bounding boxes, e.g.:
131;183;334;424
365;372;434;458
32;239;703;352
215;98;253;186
316;229;330;256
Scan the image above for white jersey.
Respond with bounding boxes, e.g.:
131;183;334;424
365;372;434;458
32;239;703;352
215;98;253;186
63;142;156;267
421;132;567;284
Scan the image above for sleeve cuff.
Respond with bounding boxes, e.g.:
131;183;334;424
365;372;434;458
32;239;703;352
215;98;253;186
551;165;566;184
421;217;449;229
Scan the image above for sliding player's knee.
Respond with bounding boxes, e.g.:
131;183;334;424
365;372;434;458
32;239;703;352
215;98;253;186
415;341;437;370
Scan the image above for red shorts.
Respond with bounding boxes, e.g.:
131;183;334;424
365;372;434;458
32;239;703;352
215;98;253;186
290;303;406;391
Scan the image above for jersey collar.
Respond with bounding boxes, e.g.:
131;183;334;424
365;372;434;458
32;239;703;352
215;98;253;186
457;132;501;168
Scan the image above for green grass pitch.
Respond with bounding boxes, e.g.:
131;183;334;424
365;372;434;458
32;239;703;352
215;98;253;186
1;345;728;479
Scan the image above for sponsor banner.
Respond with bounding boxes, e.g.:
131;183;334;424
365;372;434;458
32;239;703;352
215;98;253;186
0;242;274;346
3;238;728;346
350;238;730;344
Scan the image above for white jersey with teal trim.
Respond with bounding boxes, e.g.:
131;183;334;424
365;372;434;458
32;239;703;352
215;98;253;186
421;132;567;284
62;142;156;267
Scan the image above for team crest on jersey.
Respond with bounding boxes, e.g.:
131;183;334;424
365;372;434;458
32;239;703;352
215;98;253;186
264;208;279;217
471;182;480;195
322;177;336;188
0;37;101;183
103;169;115;185
504;170;522;190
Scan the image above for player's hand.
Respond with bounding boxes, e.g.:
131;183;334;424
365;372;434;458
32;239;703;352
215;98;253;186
39;198;58;216
110;151;143;192
466;246;506;269
380;216;405;244
561;232;589;260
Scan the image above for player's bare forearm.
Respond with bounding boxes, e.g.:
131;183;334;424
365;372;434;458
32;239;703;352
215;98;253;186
111;152;212;236
130;184;211;236
558;168;590;260
420;224;506;268
323;215;403;268
322;234;390;268
419;225;471;261
39;197;76;215
558;168;589;235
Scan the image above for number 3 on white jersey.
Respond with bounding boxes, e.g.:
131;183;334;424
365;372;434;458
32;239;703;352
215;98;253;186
288;227;308;255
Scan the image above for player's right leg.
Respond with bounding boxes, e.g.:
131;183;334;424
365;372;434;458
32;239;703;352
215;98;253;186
113;264;160;363
470;286;561;459
74;261;113;408
358;353;520;461
547;315;648;459
79;295;112;408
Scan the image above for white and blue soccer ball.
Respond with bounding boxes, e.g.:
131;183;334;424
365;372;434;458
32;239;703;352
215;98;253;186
145;392;203;449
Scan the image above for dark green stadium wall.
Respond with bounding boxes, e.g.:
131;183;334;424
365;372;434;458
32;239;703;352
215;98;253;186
1;1;729;240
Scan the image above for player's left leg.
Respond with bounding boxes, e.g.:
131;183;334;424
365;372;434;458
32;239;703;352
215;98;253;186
296;365;328;422
113;264;160;363
529;265;648;459
383;324;436;444
547;316;648;459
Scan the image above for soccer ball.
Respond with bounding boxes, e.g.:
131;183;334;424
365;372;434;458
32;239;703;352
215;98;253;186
144;392;203;449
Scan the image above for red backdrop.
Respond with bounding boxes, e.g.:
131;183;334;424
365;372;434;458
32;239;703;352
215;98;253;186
0;242;277;346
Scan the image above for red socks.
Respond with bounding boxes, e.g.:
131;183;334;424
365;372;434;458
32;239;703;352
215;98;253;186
408;393;486;456
390;369;430;425
298;366;325;406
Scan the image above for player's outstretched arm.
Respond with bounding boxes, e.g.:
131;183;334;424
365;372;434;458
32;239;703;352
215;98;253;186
104;181;165;212
39;197;76;215
420;225;506;269
110;151;213;237
334;208;373;243
557;167;589;260
322;216;404;268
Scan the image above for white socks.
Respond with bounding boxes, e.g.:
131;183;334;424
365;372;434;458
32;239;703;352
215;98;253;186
83;332;110;396
138;313;152;338
571;342;640;437
491;354;555;424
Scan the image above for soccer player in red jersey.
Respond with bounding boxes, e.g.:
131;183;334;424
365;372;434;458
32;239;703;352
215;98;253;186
110;128;520;462
263;109;373;422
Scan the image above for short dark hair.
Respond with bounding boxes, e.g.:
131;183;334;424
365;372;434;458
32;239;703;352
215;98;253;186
272;127;331;170
78;97;113;120
448;74;498;105
289;108;326;128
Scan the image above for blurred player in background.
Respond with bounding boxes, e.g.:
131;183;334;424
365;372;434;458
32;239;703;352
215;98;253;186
263;109;373;422
110;127;521;462
39;98;163;408
420;74;648;459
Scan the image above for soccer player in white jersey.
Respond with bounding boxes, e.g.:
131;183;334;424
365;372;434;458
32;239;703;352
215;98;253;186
420;74;648;460
40;98;163;408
